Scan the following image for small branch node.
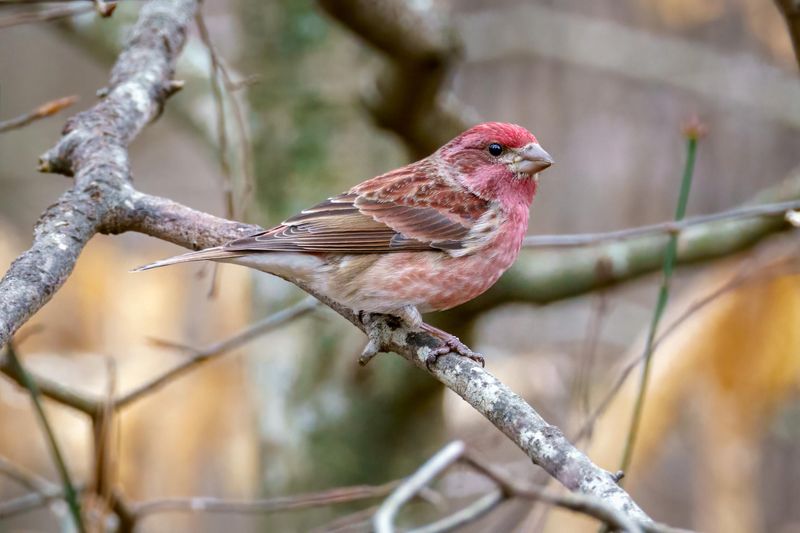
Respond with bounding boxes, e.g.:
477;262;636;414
164;79;185;97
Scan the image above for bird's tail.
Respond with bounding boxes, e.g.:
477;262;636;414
131;247;243;272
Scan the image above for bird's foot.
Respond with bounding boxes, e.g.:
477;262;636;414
357;311;484;369
358;311;386;366
420;323;485;369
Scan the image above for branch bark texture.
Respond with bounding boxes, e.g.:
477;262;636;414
0;0;655;522
0;0;196;348
8;0;795;528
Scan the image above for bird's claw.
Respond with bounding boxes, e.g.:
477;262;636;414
425;335;485;369
358;311;382;366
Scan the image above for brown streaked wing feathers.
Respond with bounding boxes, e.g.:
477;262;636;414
223;171;488;254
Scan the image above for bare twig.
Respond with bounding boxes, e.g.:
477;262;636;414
195;8;234;218
0;353;98;415
571;294;607;420
0;454;55;494
462;451;645;533
573;252;797;443
620;126;700;474
375;442;691;533
92;0;115;17
0;2;93;29
0;95;78;133
0;484;84;519
460;169;800;311
193;7;255;216
0;0;782;528
0;0;197;348
107;192;654;522
311;504;380;533
408;490;503;533
374;440;465;532
90;357;117;526
133;481;399;517
3;343;85;532
115;297;319;408
523;200;800;248
776;0;800;70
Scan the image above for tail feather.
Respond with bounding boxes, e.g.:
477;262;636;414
131;247;243;272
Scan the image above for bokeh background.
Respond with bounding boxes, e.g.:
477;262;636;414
1;0;800;531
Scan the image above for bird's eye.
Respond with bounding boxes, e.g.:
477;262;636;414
488;143;504;157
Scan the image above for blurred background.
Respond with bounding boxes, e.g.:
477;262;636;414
1;0;800;531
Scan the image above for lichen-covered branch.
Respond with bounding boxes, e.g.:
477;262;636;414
0;0;197;349
8;0;790;528
106;191;655;523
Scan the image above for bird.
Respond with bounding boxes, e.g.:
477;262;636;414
135;122;553;366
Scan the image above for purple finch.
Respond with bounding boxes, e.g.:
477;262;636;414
136;122;553;364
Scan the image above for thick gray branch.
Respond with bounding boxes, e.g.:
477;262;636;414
0;0;197;349
109;193;650;523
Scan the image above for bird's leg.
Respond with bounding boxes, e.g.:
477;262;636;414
419;322;485;368
394;305;484;368
357;307;484;369
358;311;383;366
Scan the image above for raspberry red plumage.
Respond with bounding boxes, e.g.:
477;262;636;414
135;122;553;332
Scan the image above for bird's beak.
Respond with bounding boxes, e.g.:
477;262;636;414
513;143;554;176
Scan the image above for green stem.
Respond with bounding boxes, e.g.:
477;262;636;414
4;343;85;532
619;136;698;475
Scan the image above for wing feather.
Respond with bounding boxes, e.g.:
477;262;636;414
222;165;490;255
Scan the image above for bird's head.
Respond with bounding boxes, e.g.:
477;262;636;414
438;122;553;206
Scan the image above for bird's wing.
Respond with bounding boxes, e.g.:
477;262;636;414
223;167;489;254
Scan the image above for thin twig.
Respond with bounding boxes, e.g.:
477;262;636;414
408;490;503;533
90;356;117;527
133;481;399;517
523;200;800;248
0;485;85;519
217;55;256;213
571;293;608;421
311;505;380;533
194;8;256;215
114;297;319;408
374;441;466;533
0;454;54;493
775;0;800;70
195;9;235;218
573;254;796;443
462;452;644;533
0;2;93;29
0;95;78;133
0;353;99;415
619;127;700;474
3;343;85;532
92;0;115;17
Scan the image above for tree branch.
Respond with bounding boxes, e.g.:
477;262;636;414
0;2;94;29
776;0;800;70
459;170;800;312
0;0;196;349
317;0;474;157
0;95;78;133
0;0;691;526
